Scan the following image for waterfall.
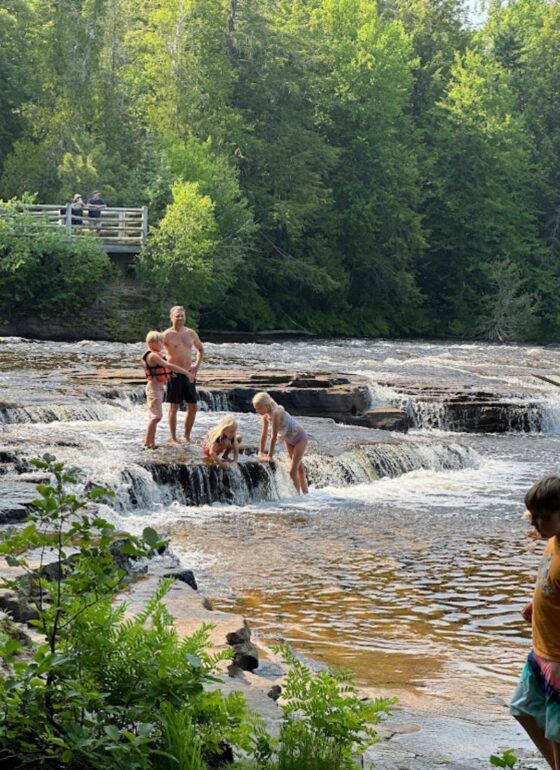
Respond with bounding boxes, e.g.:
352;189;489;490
197;389;231;412
110;460;279;510
0;402;118;424
304;441;479;489
100;441;479;511
393;395;544;433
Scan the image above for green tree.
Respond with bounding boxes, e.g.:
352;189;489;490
416;47;540;335
137;181;221;323
312;0;424;335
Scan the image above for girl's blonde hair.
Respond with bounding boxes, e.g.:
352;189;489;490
204;416;238;449
146;330;164;346
252;392;277;411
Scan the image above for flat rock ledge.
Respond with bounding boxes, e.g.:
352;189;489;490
72;367;410;432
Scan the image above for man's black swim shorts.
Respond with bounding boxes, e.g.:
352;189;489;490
165;373;197;404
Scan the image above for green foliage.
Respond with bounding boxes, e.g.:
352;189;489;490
490;748;518;767
137;181;220;323
0;457;258;769
0;198;112;321
267;644;396;770
1;0;560;339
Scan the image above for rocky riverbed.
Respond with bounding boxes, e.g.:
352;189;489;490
2;336;559;769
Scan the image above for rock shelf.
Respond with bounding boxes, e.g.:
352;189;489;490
372;377;544;432
72;367;410;431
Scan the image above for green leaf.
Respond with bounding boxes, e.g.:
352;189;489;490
143;527;159;547
5;555;20;567
104;725;121;741
89;487;114;499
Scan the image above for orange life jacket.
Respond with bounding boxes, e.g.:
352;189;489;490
142;350;171;383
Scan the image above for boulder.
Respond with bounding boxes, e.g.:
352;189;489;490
163;569;198;591
226;621;259;672
226;623;251;646
267;684;282;701
0;589;39;622
110;538;149;577
231;640;259;672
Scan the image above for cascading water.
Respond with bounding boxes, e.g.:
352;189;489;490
0;402;118;424
5;335;560;767
304;442;479;488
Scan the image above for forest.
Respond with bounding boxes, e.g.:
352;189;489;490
0;0;559;340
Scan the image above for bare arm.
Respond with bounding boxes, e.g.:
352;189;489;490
258;417;269;456
192;332;204;375
210;441;230;469
267;409;281;459
150;353;193;380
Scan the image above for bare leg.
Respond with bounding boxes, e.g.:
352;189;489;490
168;403;179;442
552;740;560;770
144;415;160;448
514;715;556;769
184;403;197;442
298;462;308;494
286;438;308;495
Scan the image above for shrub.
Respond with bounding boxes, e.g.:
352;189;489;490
0;197;111;321
0;456;257;769
260;646;396;770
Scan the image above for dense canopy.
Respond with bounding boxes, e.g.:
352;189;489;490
1;0;559;340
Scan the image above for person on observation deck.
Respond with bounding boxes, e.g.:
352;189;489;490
87;190;107;229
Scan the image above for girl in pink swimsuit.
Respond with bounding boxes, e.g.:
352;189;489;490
252;391;308;494
202;416;241;469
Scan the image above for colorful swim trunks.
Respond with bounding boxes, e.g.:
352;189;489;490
510;650;560;742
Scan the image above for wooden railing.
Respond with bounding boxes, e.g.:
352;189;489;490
0;203;148;251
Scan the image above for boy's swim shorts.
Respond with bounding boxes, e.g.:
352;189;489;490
510;650;560;742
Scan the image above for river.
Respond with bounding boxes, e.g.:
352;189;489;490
2;336;559;768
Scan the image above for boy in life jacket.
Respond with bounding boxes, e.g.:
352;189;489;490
142;331;195;449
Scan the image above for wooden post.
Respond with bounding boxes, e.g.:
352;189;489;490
65;203;72;236
142;206;148;245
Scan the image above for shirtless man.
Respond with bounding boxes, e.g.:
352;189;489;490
163;306;204;443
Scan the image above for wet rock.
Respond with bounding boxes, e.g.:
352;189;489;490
231;640;259;672
226;623;251;646
226;622;259;672
0;589;39;622
374;378;544;433
163;569;198;591
73;368;372;424
202;596;214;611
110;538;149;577
139;459;277;507
205;742;234;768
0;480;38;524
0;612;33;646
267;684;282;701
39;554;80;582
363;407;410;433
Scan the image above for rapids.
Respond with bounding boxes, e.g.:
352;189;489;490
2;335;560;768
